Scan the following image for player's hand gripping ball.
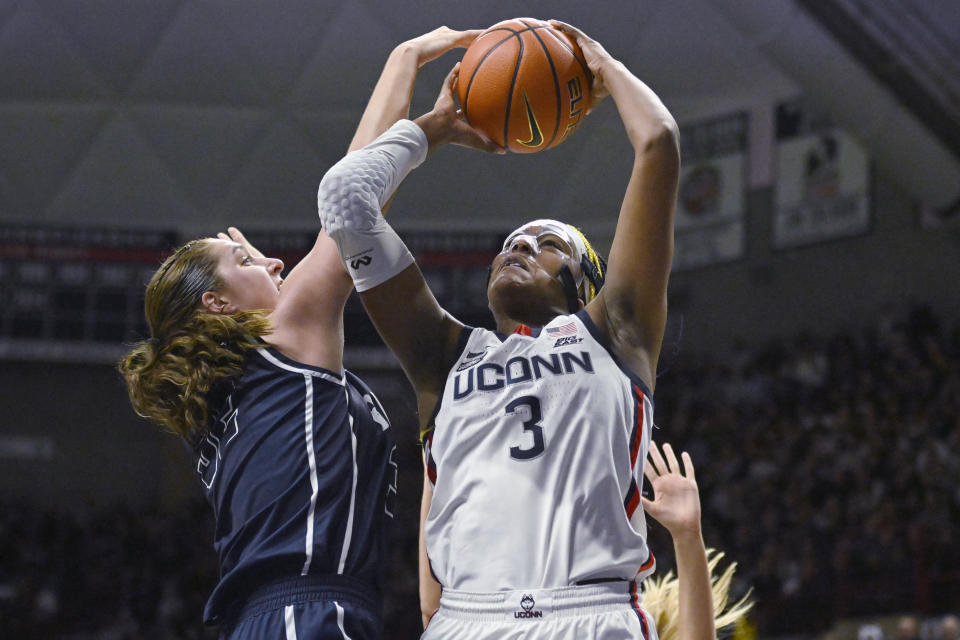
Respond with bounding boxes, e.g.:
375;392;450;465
457;18;592;154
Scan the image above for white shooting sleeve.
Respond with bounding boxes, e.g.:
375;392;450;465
317;119;429;292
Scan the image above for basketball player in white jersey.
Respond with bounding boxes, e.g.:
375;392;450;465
319;20;680;639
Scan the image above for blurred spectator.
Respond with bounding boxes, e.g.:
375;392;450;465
895;615;920;640
941;615;960;640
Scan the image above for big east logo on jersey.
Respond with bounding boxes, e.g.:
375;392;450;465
514;594;542;619
553;335;582;347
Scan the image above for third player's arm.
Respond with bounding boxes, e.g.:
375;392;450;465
642;442;717;640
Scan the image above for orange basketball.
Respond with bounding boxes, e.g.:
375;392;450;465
457;18;592;154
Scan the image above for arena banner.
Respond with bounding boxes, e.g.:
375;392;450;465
774;100;871;248
672;113;747;271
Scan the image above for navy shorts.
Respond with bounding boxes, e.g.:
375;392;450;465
220;575;382;640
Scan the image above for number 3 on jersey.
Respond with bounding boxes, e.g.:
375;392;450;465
507;395;545;460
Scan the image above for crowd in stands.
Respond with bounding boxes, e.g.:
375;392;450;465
650;304;960;633
2;304;958;638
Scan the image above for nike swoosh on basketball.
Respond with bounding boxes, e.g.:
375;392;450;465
516;90;544;148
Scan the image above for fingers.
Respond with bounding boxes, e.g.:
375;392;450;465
681;451;696;482
218;228;244;243
639;495;655;514
454;28;484;48
643;459;659;486
648;440;668;476
438;62;459;102
481;135;506;154
662;443;681;476
447;62;460;92
454;122;505;154
648;440;697;479
548;19;581;38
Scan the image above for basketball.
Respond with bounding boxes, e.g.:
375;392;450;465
457;18;592;154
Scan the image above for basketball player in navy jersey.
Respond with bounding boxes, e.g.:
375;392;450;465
317;19;686;640
119;28;498;639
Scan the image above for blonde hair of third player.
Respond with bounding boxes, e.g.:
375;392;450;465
643;549;753;640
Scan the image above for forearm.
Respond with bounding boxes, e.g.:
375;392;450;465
349;45;421;152
599;59;679;151
672;531;717;640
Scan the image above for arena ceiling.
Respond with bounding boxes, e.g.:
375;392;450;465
1;0;958;237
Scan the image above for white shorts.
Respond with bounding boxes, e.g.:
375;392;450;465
421;582;658;640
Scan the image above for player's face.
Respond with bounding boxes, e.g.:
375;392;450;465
209;239;284;312
487;221;584;319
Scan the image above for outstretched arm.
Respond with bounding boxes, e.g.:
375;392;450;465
641;442;715;640
553;22;680;393
349;27;482;152
269;29;481;369
318;63;499;399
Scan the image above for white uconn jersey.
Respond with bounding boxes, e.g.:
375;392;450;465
423;310;655;592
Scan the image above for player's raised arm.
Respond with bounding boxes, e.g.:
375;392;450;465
641;442;753;640
318;63;501;397
269;29;484;368
642;442;716;640
349;27;483;152
552;21;680;392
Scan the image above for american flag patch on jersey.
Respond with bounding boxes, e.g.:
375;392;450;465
545;321;578;337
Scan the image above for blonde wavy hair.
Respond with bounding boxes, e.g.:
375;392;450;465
643;549;753;640
118;239;271;440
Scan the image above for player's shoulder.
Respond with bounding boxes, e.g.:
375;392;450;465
248;344;345;386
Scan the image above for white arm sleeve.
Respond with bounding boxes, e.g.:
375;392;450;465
318;119;428;292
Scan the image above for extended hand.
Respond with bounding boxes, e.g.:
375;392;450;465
405;26;484;68
549;20;612;109
217;227;264;259
640;442;703;540
417;63;504;154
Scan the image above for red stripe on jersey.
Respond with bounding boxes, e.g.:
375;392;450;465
624;479;641;519
631;580;650;640
629;385;646;468
513;324;532;336
423;431;437;485
637;550;655;574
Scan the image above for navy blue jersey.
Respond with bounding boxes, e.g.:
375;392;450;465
193;345;397;625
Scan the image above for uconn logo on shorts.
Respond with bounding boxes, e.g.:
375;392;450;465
514;594;543;619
